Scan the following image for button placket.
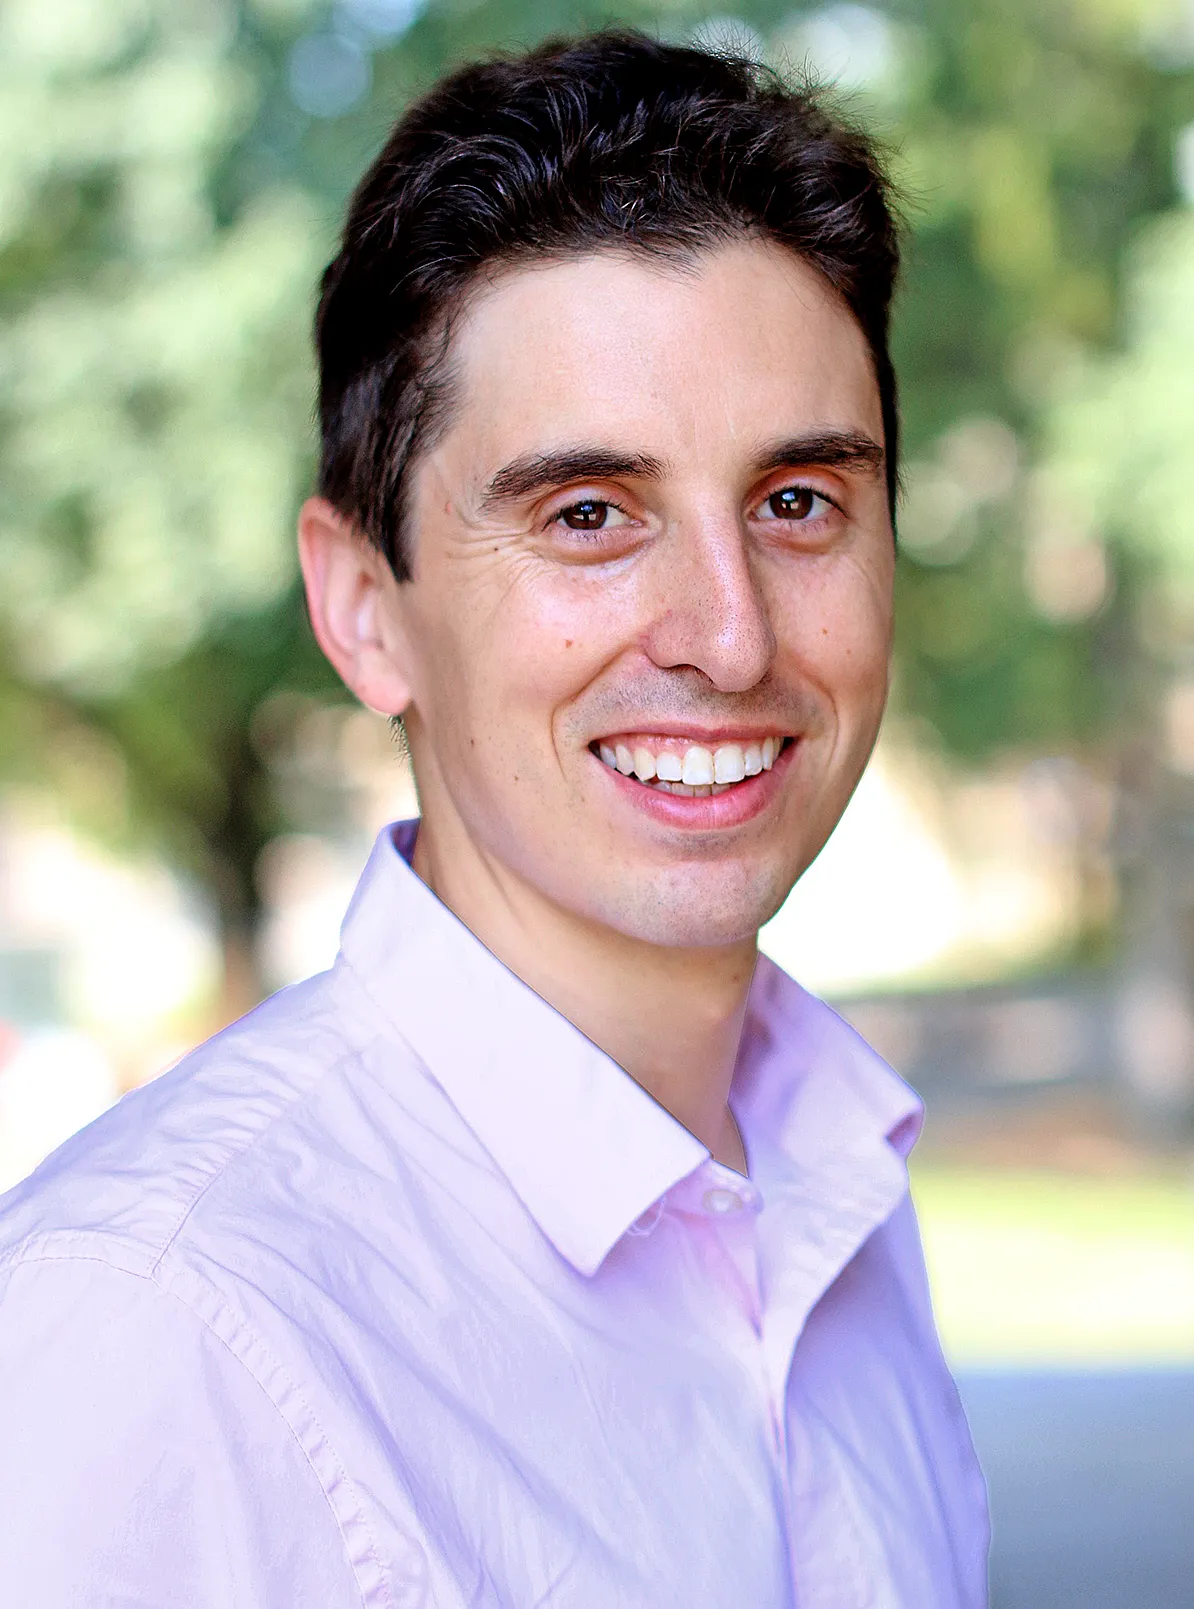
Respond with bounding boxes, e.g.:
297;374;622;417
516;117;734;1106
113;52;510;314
694;1172;764;1332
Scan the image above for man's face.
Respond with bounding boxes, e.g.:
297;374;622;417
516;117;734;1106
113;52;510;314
387;240;894;948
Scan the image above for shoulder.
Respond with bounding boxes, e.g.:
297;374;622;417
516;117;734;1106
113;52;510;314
0;1251;373;1609
0;961;387;1278
0;963;429;1608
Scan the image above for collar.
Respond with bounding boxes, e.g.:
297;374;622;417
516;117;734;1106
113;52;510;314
736;956;923;1270
336;823;708;1276
336;822;921;1277
736;956;923;1167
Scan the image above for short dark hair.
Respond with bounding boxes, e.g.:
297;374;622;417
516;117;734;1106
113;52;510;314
316;30;901;580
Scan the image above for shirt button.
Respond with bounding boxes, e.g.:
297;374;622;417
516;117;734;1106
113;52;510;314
702;1186;744;1215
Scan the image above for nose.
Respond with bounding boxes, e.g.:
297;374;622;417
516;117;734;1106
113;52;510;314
641;516;777;693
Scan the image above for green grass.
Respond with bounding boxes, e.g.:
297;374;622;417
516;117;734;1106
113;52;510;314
911;1164;1194;1366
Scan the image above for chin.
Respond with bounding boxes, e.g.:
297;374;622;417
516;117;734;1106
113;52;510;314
581;860;798;950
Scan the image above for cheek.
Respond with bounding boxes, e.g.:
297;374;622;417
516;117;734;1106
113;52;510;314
417;566;630;762
778;560;893;708
506;583;617;698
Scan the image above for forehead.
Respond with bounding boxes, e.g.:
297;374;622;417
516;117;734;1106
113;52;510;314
438;240;883;473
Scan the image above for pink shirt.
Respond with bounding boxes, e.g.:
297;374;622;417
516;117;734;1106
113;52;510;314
0;821;988;1607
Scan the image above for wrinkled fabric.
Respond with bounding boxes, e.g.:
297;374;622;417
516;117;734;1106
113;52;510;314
0;821;988;1608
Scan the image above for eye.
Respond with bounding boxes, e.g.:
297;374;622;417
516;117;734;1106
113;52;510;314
756;485;834;523
554;499;630;532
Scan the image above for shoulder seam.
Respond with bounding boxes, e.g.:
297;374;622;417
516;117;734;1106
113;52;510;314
159;1260;406;1609
3;1250;405;1609
0;1236;154;1280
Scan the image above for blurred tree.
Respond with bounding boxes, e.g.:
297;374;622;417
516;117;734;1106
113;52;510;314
1045;206;1194;607
0;0;337;1013
1;0;1192;1014
1041;203;1194;1031
873;0;1191;761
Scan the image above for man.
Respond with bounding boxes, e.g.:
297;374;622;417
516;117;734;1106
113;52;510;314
0;32;988;1608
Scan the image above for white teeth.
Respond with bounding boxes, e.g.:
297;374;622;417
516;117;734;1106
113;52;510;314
681;746;714;786
599;735;786;788
713;744;745;784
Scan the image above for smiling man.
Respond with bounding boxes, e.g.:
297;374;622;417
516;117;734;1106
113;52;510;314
0;32;987;1609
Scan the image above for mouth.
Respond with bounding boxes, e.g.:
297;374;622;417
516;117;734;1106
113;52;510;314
590;733;793;797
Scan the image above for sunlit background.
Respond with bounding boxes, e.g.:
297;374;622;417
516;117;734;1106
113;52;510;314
1;1;1193;1602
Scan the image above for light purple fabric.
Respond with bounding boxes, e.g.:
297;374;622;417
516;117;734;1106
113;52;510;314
0;821;988;1607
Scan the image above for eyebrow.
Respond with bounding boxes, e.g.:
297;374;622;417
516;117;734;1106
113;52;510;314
752;430;885;479
480;448;667;509
478;429;885;510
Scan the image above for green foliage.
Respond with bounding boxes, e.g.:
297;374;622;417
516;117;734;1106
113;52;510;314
0;0;338;984
1045;208;1194;600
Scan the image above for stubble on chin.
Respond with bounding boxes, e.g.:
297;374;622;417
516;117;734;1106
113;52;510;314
571;851;795;950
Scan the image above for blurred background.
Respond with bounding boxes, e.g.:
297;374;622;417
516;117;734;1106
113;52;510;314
0;0;1192;1601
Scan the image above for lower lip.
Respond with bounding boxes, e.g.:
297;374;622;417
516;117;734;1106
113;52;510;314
593;742;796;830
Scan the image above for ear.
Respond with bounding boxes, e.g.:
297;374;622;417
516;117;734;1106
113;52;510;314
297;497;414;717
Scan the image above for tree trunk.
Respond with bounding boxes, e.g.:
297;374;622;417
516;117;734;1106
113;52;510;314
207;725;271;1031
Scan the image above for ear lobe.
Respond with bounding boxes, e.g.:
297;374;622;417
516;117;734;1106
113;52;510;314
297;497;414;717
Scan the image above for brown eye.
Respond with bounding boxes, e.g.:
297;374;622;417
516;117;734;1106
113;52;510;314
767;486;815;520
559;500;609;530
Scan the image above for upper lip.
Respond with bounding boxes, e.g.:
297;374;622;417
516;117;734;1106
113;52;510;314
589;724;793;744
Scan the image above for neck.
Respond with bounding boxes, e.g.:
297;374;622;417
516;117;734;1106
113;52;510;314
412;815;756;1174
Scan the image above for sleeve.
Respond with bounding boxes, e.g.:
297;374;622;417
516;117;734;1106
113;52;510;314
0;1254;364;1609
